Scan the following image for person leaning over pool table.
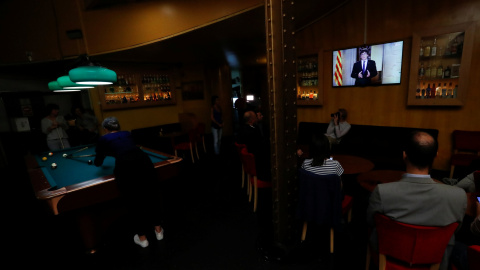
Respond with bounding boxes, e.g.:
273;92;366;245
94;116;164;248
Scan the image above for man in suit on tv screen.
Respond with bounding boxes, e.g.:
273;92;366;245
351;49;378;86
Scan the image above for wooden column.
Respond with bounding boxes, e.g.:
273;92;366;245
265;0;298;245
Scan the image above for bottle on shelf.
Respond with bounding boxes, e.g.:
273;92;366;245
416;87;421;99
421;82;426;99
448;82;453;98
426;84;431;99
444;66;451;78
451;38;458;55
431;37;437;57
436;62;443;78
435;83;442;98
313;91;318;100
425;63;431;78
430;83;436;98
419;40;424;57
431;62;437;79
453;85;458;98
442;83;447;98
309;91;313;100
424;40;431;57
418;62;425;79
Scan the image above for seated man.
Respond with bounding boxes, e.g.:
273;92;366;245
367;131;467;270
236;110;271;181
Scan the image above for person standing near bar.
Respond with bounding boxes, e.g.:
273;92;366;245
41;103;71;150
210;95;223;155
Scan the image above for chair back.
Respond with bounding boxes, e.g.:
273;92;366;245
296;168;342;226
240;147;257;176
234;142;246;154
374;213;458;267
452;130;480;153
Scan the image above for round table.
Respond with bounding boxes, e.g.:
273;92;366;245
357;170;406;192
333;155;375;175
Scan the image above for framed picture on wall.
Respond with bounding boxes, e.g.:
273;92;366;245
182;81;204;100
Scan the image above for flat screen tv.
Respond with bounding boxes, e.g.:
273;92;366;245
332;40;403;87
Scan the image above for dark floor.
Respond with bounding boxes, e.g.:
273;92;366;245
4;134;452;270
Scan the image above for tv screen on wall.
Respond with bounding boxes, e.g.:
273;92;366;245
332;40;404;87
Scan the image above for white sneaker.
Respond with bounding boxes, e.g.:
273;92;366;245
155;228;164;240
134;234;149;248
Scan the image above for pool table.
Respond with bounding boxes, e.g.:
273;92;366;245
25;144;182;215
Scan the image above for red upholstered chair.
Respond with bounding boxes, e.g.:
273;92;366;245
371;213;458;270
234;142;249;192
172;129;196;163
239;147;272;212
468;245;480;270
449;130;480;178
296;168;353;254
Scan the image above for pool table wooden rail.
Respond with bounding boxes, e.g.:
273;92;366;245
25;146;182;215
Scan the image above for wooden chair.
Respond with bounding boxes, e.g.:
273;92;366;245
234;142;248;192
369;213;458;270
449;130;480;178
239;147;272;212
194;123;206;159
296;168;353;254
172;129;196;163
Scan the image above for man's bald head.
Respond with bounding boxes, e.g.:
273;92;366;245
404;131;438;169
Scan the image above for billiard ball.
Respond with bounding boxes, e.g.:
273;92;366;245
42;157;47;161
51;163;57;169
48;152;53;156
63;153;68;158
88;160;93;165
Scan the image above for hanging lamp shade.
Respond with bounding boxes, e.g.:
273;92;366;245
57;75;94;89
69;66;117;85
48;80;81;92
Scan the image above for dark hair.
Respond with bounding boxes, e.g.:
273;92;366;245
102;117;120;131
404;131;438;169
45;103;59;115
309;133;331;167
360;49;369;55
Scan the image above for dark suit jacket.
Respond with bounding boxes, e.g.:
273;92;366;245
237;124;271;181
351;59;378;86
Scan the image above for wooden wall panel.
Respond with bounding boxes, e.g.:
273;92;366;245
296;0;480;171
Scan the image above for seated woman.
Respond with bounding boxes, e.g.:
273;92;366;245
301;132;344;178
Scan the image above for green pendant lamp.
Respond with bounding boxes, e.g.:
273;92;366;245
69;65;117;85
48;80;81;92
57;75;95;89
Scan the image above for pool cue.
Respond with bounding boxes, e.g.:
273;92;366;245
67;154;95;158
63;146;90;158
55;125;65;149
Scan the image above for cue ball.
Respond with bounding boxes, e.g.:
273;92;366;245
88;160;93;165
48;152;53;156
63;153;68;158
42;157;47;161
51;163;57;169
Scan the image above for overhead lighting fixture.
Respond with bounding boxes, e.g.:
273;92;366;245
69;58;117;85
57;75;94;89
48;81;81;92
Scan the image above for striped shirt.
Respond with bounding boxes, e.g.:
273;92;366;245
301;158;344;176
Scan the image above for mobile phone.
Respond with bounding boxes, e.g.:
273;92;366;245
477;197;480;203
